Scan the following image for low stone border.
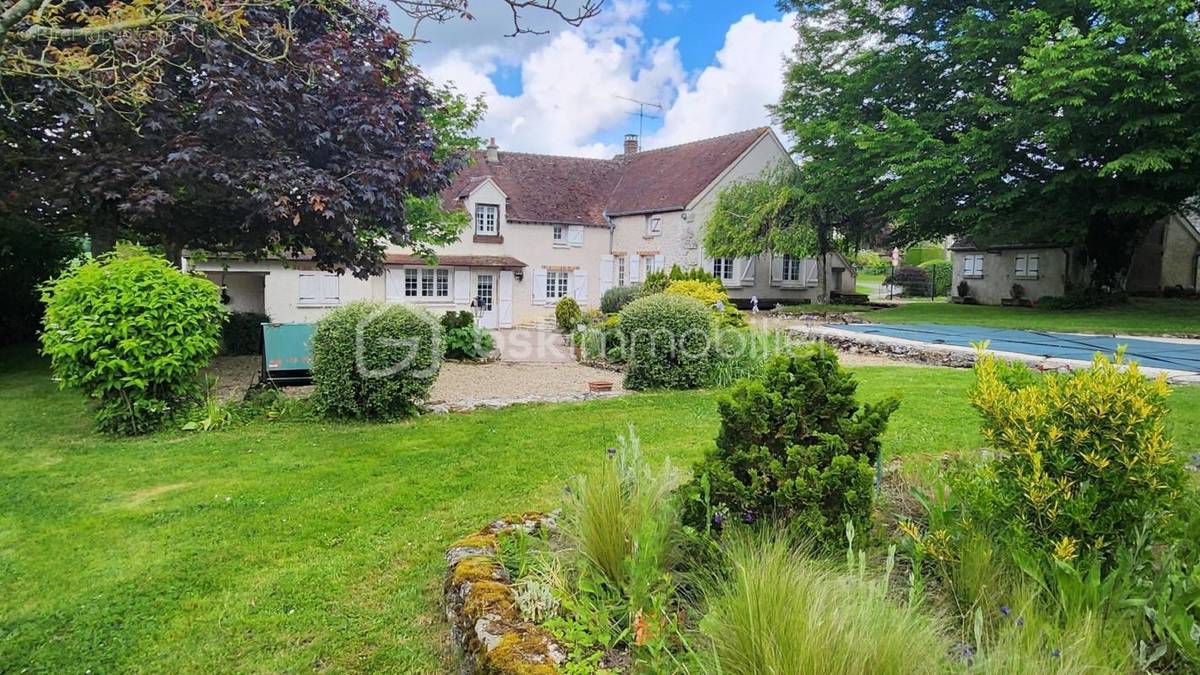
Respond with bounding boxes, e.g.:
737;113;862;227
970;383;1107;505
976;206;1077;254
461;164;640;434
790;324;1200;384
445;512;564;674
425;391;622;414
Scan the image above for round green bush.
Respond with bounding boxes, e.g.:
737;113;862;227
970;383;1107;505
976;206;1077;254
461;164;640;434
40;248;225;434
600;285;639;314
310;301;442;420
618;293;714;390
555;296;582;331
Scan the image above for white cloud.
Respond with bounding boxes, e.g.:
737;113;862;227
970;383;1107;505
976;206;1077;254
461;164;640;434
648;13;797;148
417;6;796;156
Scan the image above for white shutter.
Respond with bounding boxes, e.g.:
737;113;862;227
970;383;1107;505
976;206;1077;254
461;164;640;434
599;255;614;294
298;274;321;302
806;258;819;287
533;268;548;305
385;269;404;300
1028;255;1039;277
498;270;514;327
1015;255;1027;278
739;257;756;284
653;254;664;274
573;270;589;305
628;255;639;283
770;254;783;286
453;268;470;304
322;274;340;302
568;225;584;248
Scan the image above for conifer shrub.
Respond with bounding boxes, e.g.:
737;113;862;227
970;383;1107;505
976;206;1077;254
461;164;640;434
681;346;899;549
619;294;714;389
555;296;582;331
310;301;441;420
39;247;225;434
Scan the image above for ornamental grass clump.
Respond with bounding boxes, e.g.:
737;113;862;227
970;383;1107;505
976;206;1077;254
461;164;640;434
310;301;441;420
682;345;898;549
39;247;225;434
698;532;948;675
966;349;1188;562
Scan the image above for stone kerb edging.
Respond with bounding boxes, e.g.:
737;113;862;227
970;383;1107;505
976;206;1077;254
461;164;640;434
444;512;564;674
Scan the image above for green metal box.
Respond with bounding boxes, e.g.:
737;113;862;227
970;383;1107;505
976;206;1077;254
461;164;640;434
261;322;316;385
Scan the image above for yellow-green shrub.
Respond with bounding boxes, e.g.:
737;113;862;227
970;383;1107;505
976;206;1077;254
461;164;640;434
965;350;1188;561
665;279;746;328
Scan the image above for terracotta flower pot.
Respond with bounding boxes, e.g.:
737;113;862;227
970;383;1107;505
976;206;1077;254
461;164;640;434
588;380;613;393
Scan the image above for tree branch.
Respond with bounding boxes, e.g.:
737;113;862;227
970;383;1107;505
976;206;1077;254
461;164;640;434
15;12;194;40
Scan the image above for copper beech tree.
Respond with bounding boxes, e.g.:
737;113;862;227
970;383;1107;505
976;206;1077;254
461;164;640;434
6;0;485;276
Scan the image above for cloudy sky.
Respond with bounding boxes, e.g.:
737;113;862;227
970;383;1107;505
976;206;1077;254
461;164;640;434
397;1;797;158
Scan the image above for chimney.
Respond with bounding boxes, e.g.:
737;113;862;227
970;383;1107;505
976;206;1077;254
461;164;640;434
486;137;499;163
623;133;639;156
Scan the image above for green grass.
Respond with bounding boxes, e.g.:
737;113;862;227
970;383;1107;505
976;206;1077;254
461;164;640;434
869;297;1200;336
856;272;885;295
1;347;1198;672
775;303;877;315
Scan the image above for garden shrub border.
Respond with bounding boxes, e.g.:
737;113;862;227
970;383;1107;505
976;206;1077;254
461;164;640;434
444;512;564;674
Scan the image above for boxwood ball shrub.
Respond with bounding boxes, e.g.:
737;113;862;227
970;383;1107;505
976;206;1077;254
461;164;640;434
555;296;582;332
39;248;226;434
310;301;442;420
619;293;714;390
682;346;900;549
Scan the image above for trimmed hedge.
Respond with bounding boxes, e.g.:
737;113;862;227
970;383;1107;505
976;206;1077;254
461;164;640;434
619;293;714;390
310;301;442;420
221;311;269;355
903;244;945;266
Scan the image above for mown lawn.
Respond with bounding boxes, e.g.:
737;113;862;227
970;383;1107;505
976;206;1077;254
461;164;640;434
2;348;1198;673
869;297;1200;336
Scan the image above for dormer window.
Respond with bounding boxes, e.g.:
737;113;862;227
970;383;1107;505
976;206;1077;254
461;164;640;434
475;204;499;235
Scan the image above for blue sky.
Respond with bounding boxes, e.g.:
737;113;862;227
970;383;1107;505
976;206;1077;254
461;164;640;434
403;0;796;157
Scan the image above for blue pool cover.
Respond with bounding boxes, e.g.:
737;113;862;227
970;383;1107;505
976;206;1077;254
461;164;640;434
835;323;1200;373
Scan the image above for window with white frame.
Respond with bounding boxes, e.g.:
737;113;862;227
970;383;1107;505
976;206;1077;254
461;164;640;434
298;272;340;305
646;216;662;236
474;204;499;235
616;256;626;286
640;254;660;277
552;225;565;245
963;254;984;278
546;270;570;299
781;255;803;282
400;267;451;299
712;257;735;281
1015;253;1039;279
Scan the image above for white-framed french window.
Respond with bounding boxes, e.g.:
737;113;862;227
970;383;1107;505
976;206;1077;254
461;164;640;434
1014;253;1039;280
545;270;570;299
298;272;340;305
640;254;661;277
646;215;662;236
781;255;803;282
712;257;735;281
390;267;452;301
963;254;984;278
552;225;565;246
474;204;499;235
616;256;626;286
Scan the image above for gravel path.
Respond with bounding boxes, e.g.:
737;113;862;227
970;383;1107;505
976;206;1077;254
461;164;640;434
427;362;624;410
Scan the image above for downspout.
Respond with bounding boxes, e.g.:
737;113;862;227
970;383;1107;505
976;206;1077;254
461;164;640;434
604;210;614;254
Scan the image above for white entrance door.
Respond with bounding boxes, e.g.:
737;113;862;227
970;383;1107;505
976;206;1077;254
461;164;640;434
498;270;514;328
475;273;497;329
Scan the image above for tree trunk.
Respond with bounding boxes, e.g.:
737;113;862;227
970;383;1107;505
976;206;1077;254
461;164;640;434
1085;214;1145;291
90;201;119;257
815;218;831;304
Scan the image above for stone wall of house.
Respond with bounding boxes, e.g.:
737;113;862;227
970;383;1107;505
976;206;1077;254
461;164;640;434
952;247;1079;305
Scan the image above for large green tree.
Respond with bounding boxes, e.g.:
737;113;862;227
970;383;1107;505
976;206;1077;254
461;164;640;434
777;0;1200;287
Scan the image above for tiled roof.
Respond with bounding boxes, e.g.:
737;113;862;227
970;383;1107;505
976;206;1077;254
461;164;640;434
440;128;771;226
385;254;527;268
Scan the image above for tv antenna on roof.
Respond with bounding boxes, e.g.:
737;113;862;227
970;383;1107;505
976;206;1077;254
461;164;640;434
616;95;663;143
